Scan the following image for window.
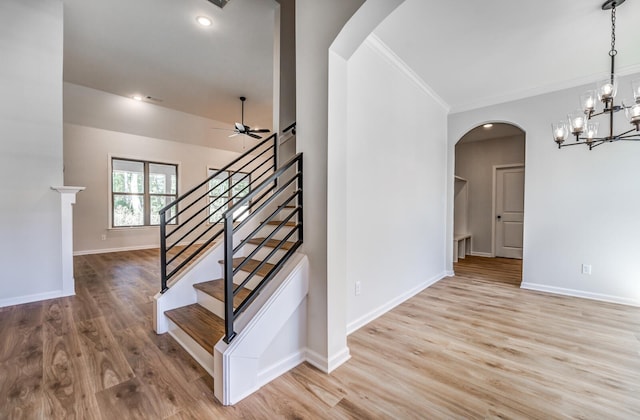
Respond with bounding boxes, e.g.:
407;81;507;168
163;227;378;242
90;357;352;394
111;158;178;227
208;169;251;223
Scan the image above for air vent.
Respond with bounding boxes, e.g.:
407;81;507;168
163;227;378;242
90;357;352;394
207;0;230;8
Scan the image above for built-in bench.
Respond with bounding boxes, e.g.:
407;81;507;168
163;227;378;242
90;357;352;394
453;233;472;263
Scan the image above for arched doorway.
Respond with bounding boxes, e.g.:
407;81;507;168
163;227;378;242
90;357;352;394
453;122;525;286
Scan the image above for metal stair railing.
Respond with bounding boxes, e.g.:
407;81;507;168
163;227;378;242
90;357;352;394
158;134;278;293
222;153;303;343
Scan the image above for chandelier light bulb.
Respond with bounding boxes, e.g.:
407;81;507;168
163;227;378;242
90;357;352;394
552;121;569;144
581;90;597;112
632;79;640;102
585;122;600;143
568;110;586;134
596;76;618;102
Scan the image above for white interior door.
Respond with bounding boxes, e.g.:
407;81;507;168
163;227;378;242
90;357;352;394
495;166;524;259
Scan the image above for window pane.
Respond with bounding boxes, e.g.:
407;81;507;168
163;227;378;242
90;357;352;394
231;173;250;202
150;196;177;225
208;171;229;197
113;194;144;226
209;198;227;223
149;163;177;194
113;159;144;193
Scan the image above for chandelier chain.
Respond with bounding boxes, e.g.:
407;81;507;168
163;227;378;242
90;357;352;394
610;4;617;56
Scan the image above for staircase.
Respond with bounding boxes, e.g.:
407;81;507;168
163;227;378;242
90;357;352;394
153;134;307;405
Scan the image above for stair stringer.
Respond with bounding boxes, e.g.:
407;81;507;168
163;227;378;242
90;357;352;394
214;253;309;405
153;219;259;334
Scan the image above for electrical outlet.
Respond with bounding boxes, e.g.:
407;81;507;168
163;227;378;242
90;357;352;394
101;234;107;241
581;264;592;275
355;281;362;296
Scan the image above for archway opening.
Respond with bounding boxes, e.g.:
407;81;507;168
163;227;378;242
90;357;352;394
453;122;525;286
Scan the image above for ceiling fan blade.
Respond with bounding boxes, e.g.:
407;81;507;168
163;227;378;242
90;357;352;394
246;132;262;139
249;128;271;133
228;133;239;138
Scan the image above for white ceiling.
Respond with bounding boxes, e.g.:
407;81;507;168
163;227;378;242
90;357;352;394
374;0;640;113
63;0;276;129
62;0;640;136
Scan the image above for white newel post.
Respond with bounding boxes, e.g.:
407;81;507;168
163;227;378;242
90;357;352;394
51;186;86;296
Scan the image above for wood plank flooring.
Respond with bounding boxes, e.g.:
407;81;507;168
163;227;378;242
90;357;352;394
1;251;639;418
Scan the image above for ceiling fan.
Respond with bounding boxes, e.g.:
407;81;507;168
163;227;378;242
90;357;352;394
226;96;270;140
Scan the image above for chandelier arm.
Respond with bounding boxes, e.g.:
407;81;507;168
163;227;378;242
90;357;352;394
614;128;638;138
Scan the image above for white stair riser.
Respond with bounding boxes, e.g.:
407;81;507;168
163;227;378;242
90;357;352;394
196;289;226;318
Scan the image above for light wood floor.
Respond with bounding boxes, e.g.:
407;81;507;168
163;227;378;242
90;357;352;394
1;252;639;418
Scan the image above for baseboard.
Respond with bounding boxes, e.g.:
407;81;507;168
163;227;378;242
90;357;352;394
0;289;75;308
305;348;329;373
327;347;351;373
346;271;447;335
445;270;455;277
469;251;493;258
74;244;157;256
257;350;306;386
520;282;640;307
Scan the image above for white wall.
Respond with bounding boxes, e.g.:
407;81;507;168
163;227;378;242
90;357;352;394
455;135;525;255
345;38;448;331
448;72;640;306
64;82;257;154
295;0;365;370
64;124;241;253
0;0;65;306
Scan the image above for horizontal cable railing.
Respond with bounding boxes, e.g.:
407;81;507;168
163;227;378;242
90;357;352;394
158;134;278;293
223;153;303;343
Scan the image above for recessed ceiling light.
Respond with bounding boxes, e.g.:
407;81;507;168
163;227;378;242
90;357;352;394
483;123;493;129
196;16;212;27
132;94;144;101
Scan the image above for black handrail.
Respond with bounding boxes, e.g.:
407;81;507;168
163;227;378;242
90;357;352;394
222;153;303;343
159;134;278;292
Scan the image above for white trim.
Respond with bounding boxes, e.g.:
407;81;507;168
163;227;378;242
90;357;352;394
305;348;329;373
257;350;306;385
73;244;158;256
327;347;351;373
520;282;640;308
0;290;74;308
364;34;450;112
346;271;447;335
445;270;455;277
469;251;493;258
492;163;525;258
108;153;182;229
450;63;640;114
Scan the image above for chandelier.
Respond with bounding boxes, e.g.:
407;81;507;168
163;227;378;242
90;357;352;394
552;0;640;150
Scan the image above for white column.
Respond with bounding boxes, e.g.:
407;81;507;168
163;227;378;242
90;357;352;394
51;186;85;296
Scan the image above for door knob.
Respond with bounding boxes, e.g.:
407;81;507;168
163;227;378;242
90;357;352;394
497;215;502;220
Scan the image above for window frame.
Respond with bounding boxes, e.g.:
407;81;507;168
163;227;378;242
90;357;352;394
110;157;179;228
208;168;251;224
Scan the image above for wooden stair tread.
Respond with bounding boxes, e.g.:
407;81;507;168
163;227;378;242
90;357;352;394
265;220;296;227
193;279;251;308
165;304;224;354
219;257;275;277
247;238;295;250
